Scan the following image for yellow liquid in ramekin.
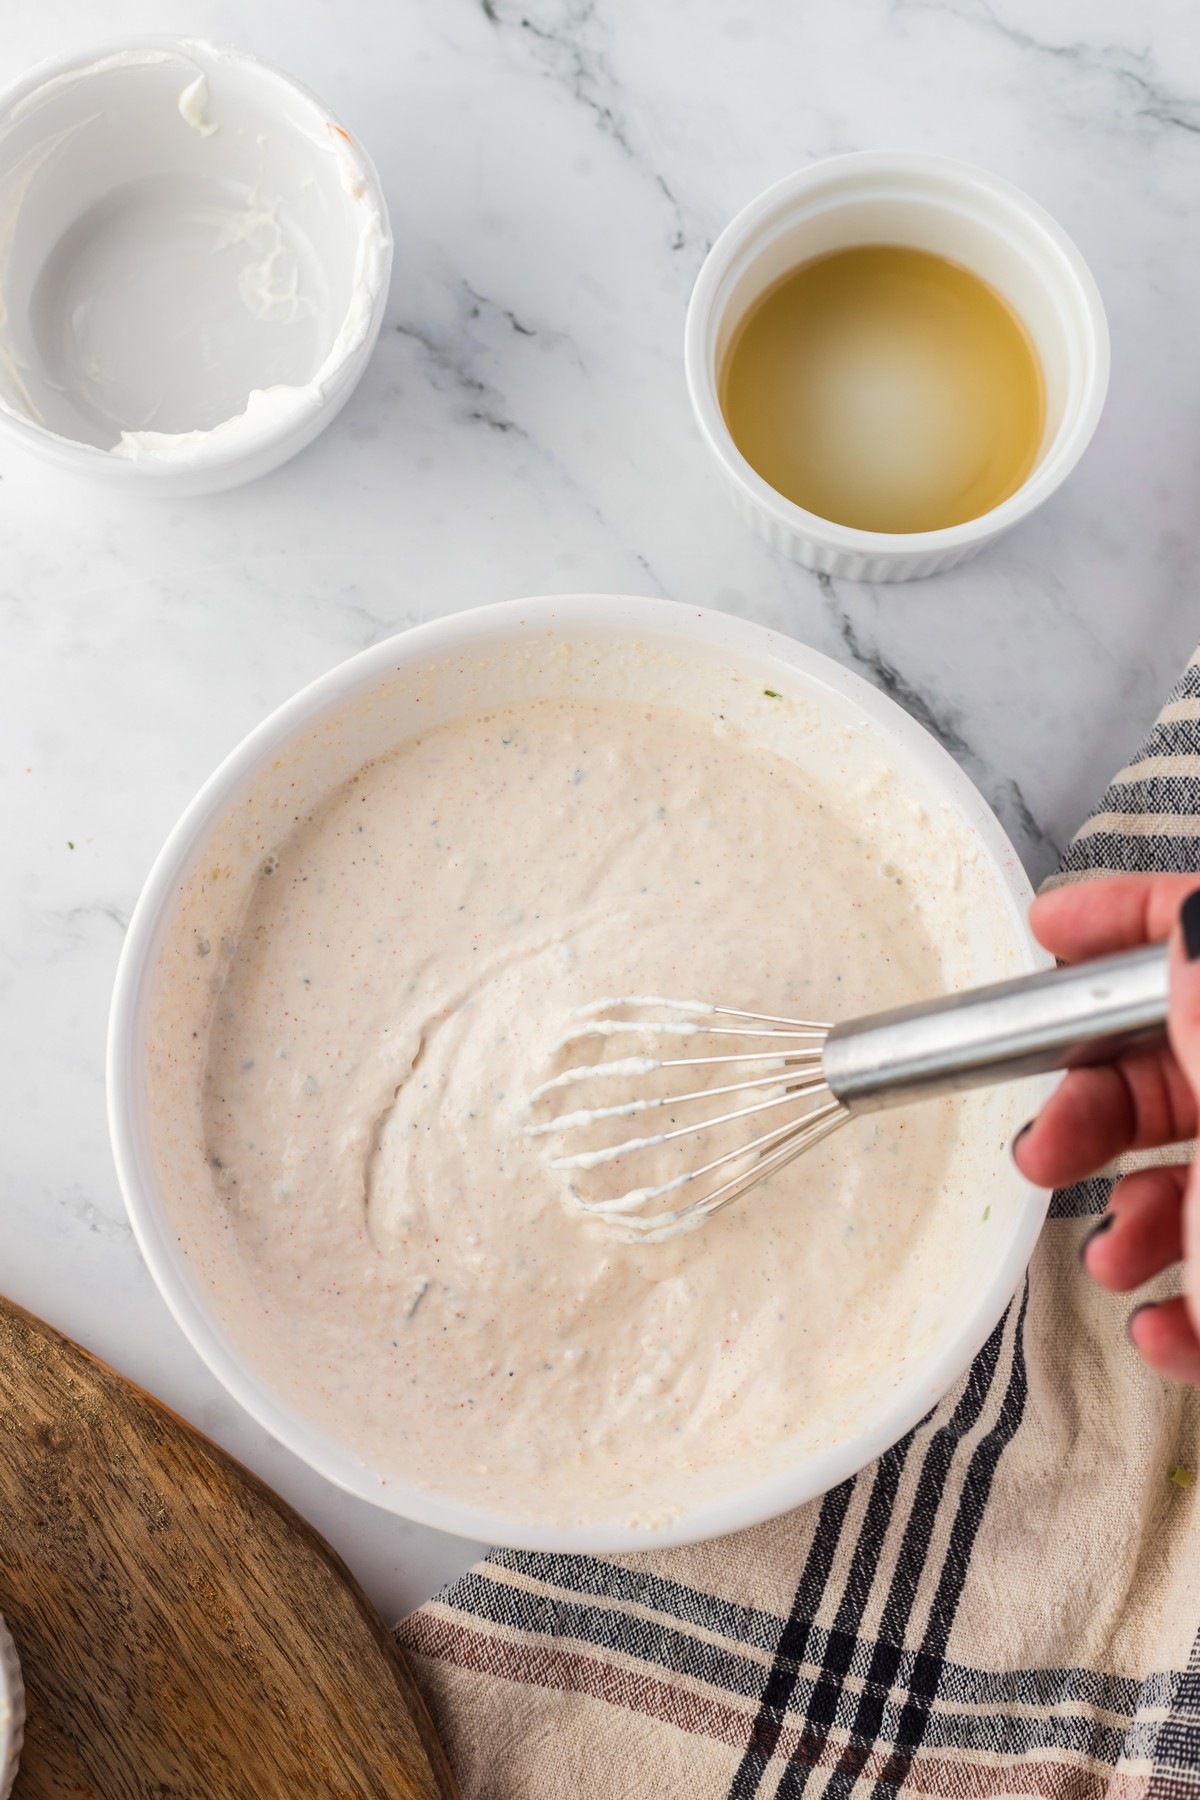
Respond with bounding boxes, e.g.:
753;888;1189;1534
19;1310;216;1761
720;244;1046;535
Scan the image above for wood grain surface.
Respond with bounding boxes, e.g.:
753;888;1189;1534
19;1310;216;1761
0;1295;459;1800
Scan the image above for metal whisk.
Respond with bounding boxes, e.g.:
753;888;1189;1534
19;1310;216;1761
525;944;1170;1241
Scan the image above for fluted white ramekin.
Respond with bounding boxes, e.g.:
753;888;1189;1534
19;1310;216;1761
685;152;1109;582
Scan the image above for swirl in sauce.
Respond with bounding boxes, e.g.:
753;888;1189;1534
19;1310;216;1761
201;696;961;1529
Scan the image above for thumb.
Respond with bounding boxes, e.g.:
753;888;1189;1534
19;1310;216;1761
1168;887;1200;1342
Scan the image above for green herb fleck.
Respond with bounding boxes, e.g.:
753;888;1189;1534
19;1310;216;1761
404;1277;430;1321
67;840;75;850
763;689;782;699
982;1204;991;1222
1170;1465;1194;1489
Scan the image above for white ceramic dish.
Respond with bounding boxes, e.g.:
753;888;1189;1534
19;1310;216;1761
108;595;1053;1551
0;38;391;495
0;1615;24;1800
685;151;1109;582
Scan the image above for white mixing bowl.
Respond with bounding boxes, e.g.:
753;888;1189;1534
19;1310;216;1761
0;1614;23;1800
108;596;1052;1551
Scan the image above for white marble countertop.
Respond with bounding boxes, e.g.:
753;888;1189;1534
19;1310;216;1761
4;0;1199;1623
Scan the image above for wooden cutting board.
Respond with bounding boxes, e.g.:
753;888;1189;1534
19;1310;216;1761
0;1295;458;1800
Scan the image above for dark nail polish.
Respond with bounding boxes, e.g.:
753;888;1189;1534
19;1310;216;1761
1182;889;1200;960
1127;1302;1158;1340
1011;1121;1033;1163
1080;1213;1115;1264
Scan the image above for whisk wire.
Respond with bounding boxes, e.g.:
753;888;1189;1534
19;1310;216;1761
524;1066;828;1137
545;1079;834;1172
526;996;847;1240
631;1104;849;1240
528;1046;825;1106
566;1096;841;1216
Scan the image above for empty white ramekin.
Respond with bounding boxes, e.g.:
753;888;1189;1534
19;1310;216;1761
108;594;1054;1553
0;39;392;495
685;152;1109;582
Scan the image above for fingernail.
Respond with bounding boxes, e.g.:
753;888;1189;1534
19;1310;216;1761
1182;889;1200;960
1011;1121;1033;1163
1080;1213;1115;1265
1128;1301;1158;1340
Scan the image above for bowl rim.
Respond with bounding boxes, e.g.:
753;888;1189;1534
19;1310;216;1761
107;593;1054;1552
684;148;1110;559
0;1611;24;1800
0;34;392;476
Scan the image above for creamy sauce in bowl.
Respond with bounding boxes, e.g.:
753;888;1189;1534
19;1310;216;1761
197;693;968;1527
132;616;1042;1543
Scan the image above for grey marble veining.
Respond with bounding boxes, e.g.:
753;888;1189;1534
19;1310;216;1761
2;0;1198;1621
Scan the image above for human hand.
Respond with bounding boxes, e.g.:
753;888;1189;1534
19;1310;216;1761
1013;873;1200;1384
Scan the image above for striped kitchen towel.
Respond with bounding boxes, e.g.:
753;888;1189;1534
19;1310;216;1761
397;651;1200;1800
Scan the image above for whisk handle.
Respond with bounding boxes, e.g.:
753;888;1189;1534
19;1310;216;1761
822;942;1170;1113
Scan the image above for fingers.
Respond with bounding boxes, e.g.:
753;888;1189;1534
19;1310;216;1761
1030;873;1200;962
1168;890;1200;1098
1024;877;1200;1386
1012;1048;1194;1188
1081;1166;1186;1291
1014;880;1200;1189
1128;1297;1200;1385
1014;880;1200;1187
1078;1167;1199;1384
1156;897;1200;1364
1014;1066;1134;1186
